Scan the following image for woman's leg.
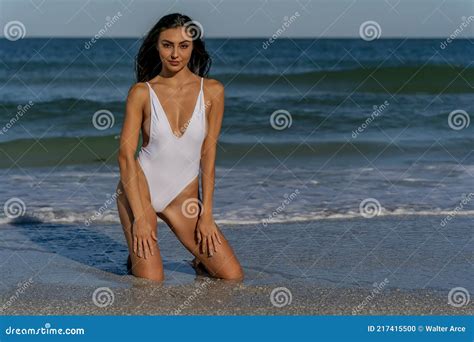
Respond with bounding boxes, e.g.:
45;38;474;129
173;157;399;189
159;177;244;281
116;167;164;281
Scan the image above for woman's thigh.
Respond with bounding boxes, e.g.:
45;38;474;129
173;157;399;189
116;165;164;281
159;181;244;280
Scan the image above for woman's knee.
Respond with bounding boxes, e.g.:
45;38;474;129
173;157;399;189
219;265;244;281
131;262;165;282
208;258;244;281
129;253;165;282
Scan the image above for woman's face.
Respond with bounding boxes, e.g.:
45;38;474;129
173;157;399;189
157;27;193;71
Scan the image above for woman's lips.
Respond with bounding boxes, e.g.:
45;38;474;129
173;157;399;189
169;61;180;66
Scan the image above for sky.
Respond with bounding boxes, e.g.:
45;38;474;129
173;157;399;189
0;0;473;38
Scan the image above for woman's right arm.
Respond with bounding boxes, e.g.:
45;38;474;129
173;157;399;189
118;83;145;218
117;83;156;259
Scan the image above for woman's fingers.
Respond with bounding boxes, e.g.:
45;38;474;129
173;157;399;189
196;230;202;244
151;230;158;241
146;238;155;256
133;235;138;254
207;237;212;257
137;238;143;258
210;234;218;253
202;236;207;255
143;240;150;259
216;231;222;244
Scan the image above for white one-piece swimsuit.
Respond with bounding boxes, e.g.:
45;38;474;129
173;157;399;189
137;77;207;213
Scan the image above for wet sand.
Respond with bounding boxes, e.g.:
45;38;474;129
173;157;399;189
0;218;472;316
1;278;472;315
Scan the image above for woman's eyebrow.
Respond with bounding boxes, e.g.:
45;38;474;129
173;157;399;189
161;39;191;44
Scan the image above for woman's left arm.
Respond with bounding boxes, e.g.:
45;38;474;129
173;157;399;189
197;79;225;257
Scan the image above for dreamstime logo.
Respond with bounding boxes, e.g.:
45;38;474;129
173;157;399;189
3;197;26;219
352;101;390;139
0;101;35;136
181;198;203;218
447;287;470;308
270;287;292;308
359;21;382;41
174;117;193;137
84;11;123;49
92;287;114;307
359;198;382;218
3;20;26;41
448;109;470;130
440;16;474;50
182;20;204;40
262;189;300;227
352;278;389;314
262;11;301;49
92;109;115;130
84;189;122;226
440;193;473;227
270;109;292;130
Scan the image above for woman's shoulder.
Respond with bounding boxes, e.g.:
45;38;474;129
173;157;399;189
126;82;149;100
203;78;224;105
203;77;224;91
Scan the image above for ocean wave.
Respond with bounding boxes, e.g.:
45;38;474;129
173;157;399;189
0;135;471;168
214;65;474;94
2;207;473;226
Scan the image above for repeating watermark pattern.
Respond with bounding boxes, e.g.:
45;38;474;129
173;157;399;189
0;101;35;136
182;20;204;40
359;198;382;218
3;197;26;219
262;11;301;49
84;11;123;50
84;189;122;226
440;16;474;50
92;109;115;130
448;109;470;130
352;101;390;139
359;21;382;41
3;20;26;41
181;198;203;218
262;189;300;227
270;109;292;130
0;277;34;313
92;287;114;308
170;278;213;315
173;117;193;137
173;93;211;137
447;287;470;308
270;287;292;308
440;193;473;228
352;278;389;314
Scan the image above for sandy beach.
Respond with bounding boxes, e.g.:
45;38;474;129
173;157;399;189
2;279;472;316
1;216;472;316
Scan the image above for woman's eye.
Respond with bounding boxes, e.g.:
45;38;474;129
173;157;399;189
180;44;189;49
163;43;171;48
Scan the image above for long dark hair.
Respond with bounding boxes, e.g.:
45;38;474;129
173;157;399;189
135;13;211;82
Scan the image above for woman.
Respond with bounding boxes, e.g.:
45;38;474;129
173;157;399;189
116;13;244;282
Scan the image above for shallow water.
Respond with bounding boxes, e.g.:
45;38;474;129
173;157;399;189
0;216;471;293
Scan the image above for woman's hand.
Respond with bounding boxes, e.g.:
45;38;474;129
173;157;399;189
132;214;157;259
196;215;222;257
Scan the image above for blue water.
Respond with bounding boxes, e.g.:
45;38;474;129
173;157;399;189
0;37;473;226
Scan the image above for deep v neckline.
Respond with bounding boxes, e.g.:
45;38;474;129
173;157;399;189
147;78;202;140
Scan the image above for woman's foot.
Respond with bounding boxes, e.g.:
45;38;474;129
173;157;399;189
126;254;132;274
190;257;209;276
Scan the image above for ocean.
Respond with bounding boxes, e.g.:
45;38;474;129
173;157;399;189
0;38;472;291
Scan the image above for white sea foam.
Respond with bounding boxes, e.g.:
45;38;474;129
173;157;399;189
2;208;473;226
